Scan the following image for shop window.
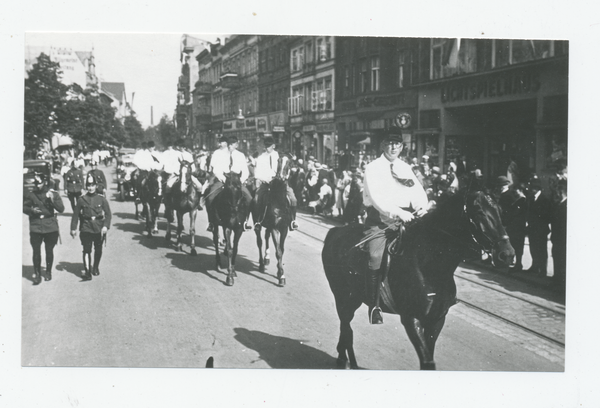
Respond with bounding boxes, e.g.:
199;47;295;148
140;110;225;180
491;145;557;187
423;134;439;163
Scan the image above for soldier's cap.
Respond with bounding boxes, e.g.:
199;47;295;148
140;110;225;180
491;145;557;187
219;135;228;143
86;174;98;186
263;136;275;147
382;127;403;143
496;176;511;187
227;136;238;145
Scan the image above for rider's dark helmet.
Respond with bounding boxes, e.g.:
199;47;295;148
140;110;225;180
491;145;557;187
86;173;98;187
263;136;275;147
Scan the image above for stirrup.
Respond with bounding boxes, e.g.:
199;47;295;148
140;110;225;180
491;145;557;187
244;222;253;231
254;222;262;231
369;307;383;325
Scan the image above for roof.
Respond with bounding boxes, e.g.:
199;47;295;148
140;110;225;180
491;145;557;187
75;51;92;65
101;82;126;103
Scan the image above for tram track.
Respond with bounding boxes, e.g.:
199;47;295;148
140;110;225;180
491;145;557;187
292;213;565;348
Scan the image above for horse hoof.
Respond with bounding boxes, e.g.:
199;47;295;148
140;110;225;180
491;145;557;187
190;248;197;256
232;270;237;278
336;358;349;369
278;277;286;287
264;258;270;265
225;277;234;286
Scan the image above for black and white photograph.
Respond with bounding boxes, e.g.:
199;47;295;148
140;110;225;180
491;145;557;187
3;2;599;407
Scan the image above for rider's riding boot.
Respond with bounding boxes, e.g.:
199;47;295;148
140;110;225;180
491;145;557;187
92;252;101;276
366;269;383;324
45;261;53;281
244;218;253;231
82;253;93;280
32;265;42;285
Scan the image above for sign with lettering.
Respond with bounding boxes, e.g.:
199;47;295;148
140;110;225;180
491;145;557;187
395;112;412;129
273;126;285;132
441;71;541;104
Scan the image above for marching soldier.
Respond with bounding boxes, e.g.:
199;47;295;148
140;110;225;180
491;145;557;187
70;173;112;280
87;160;107;196
64;159;84;212
23;172;65;284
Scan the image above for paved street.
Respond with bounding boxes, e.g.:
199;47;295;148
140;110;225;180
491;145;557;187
21;163;564;371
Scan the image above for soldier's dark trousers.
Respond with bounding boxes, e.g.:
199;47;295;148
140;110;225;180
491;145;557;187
67;192;82;212
80;232;103;278
30;231;59;282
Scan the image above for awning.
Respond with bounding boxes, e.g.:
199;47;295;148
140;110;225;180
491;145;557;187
358;137;371;145
51;133;73;149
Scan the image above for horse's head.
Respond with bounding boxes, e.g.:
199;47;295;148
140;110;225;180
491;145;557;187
178;159;193;192
275;153;293;181
465;190;515;267
147;170;163;198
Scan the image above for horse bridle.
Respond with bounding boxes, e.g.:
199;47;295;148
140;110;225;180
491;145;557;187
464;193;510;253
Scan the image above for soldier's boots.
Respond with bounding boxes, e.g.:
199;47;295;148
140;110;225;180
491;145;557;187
92;253;101;276
82;253;93;280
32;265;42;285
45;262;52;281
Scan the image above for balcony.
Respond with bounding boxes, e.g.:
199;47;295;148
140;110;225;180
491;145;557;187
219;72;241;89
194;81;214;95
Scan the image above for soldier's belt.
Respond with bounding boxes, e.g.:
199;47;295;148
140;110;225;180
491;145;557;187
80;215;104;220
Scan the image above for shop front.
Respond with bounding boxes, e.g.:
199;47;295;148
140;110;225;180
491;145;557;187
417;58;568;185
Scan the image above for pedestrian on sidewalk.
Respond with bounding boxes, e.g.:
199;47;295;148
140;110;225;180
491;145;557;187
70;173;112;280
23;172;65;284
495;176;527;272
525;175;552;276
551;179;567;289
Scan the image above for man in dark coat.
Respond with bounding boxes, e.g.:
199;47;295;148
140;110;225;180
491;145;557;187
525;176;552;276
87;160;107;196
64;160;84;211
551;179;567;289
495;176;528;272
23;172;65;284
70;173;112;280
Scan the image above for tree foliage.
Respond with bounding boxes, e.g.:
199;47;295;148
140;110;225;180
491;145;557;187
24;53;67;154
123;115;145;148
156;115;178;147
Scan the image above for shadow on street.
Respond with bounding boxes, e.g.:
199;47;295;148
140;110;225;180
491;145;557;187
233;328;338;369
55;261;91;282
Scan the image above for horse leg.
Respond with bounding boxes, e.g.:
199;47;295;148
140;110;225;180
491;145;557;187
144;203;152;237
334;289;363;369
165;205;172;242
176;211;184;252
189;209;197;256
264;229;270;265
255;227;265;272
424;315;447;364
152;202;159;235
224;228;235;286
401;315;436;370
134;201;139;220
231;227;243;279
212;228;221;270
272;229;286;286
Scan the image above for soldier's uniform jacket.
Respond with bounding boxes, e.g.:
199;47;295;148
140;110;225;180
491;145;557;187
64;167;84;193
498;188;527;228
23;187;65;233
87;169;107;191
70;192;112;233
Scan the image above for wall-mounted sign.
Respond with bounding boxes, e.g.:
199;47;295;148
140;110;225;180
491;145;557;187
273;126;285;132
303;125;317;132
223;121;234;131
245;118;256;128
395;112;412;129
293;131;303;139
257;117;267;131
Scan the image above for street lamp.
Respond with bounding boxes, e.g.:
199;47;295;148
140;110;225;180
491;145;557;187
236;108;245;120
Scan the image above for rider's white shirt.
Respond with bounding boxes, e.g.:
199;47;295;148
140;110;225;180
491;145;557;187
254;150;279;183
133;149;161;171
161;148;184;174
363;154;428;225
211;148;249;183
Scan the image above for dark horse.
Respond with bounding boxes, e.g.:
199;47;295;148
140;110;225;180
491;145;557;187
163;160;206;255
253;154;293;287
212;171;251;286
342;175;365;224
321;187;515;370
135;169;163;236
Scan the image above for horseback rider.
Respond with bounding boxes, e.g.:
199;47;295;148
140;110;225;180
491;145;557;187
204;136;253;232
363;127;428;324
23;171;65;284
161;139;202;195
70;173;112;280
253;136;299;231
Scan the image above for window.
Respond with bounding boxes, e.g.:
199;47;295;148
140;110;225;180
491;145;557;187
305;41;313;64
360;59;368;92
310;77;333;111
371;56;380;91
291;46;304;72
398;50;407;88
431;38;444;80
317;36;332;62
344;66;350;88
288;86;304;115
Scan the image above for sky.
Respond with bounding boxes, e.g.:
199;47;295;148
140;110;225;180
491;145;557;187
25;32;222;129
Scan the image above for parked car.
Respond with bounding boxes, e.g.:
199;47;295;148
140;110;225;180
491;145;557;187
23;160;61;193
117;155;138;201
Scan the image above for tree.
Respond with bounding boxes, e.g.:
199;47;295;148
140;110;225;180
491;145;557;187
156;115;178;148
123;115;145;148
24;53;67;156
57;84;122;151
